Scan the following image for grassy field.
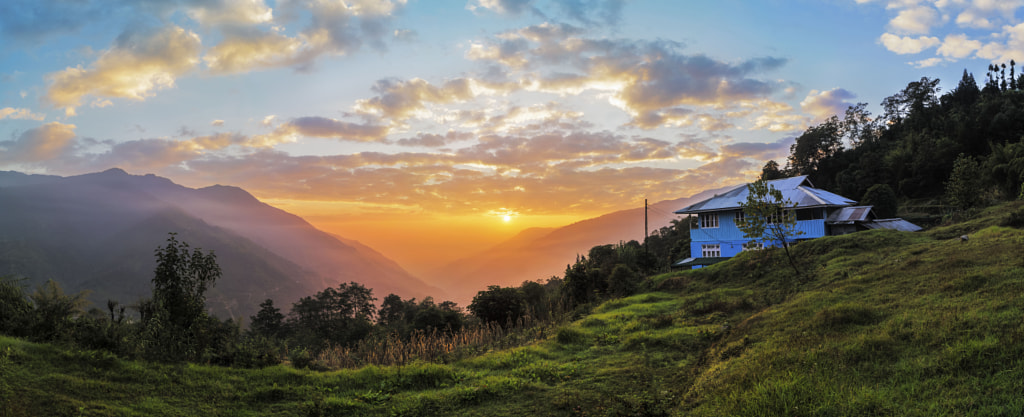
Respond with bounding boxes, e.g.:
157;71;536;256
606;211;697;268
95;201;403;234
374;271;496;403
2;202;1023;416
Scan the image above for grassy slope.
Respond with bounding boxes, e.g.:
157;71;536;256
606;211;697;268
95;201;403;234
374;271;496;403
2;202;1023;416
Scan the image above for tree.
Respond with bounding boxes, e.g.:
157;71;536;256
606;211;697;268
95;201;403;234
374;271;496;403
606;264;641;298
788;115;843;176
151;233;221;331
946;153;984;211
28;280;89;342
759;160;785;181
0;276;31;337
144;233;222;361
290;282;377;348
249;299;285;339
736;180;804;276
468;285;526;327
860;184;898;218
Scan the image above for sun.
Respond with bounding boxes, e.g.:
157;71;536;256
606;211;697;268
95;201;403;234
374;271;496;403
503;215;512;222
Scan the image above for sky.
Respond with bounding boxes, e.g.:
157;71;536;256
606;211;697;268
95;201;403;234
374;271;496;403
2;0;1023;274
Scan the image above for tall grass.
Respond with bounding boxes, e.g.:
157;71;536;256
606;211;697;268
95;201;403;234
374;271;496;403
314;316;564;370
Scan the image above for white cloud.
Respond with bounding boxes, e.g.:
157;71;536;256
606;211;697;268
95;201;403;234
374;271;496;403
937;33;981;58
912;57;945;67
879;33;941;53
889;6;941;34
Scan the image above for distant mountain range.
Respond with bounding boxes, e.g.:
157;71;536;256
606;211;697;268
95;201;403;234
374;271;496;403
424;187;727;304
0;168;441;319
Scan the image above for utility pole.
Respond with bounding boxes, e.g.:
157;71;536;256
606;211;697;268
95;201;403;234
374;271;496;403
644;198;648;249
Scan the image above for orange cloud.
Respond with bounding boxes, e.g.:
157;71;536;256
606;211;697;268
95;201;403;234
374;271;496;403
44;25;202;115
0;107;45;121
800;88;857;121
0;122;76;162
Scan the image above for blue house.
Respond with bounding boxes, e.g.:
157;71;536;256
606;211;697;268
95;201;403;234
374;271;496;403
671;176;920;268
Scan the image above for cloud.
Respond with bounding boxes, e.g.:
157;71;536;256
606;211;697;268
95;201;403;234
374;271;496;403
878;33;941;54
468;25;787;129
468;0;625;27
468;0;536;15
912;57;945;68
936;33;981;58
44;25;202;115
211;119;225;127
394;131;473;147
800;88;857;120
863;1;1024;65
203;29;305;74
274;116;391;142
185;0;274;26
354;78;477;123
888;5;941;34
0;107;45;121
0;122;77;162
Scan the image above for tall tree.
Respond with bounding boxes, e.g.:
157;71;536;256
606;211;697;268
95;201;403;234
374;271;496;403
788;115;843;176
144;233;222;361
249;299;285;339
759;160;785;181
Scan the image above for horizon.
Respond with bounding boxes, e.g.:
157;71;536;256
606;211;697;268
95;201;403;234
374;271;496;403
2;0;1020;273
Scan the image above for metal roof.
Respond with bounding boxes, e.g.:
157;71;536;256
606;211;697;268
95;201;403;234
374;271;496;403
862;218;923;232
825;206;875;224
672;257;730;268
674;175;856;214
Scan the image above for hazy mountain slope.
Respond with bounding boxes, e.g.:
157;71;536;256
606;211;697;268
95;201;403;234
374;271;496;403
0;169;440;317
428;186;730;304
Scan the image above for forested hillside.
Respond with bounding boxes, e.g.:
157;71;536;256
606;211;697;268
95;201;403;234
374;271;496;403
765;64;1024;221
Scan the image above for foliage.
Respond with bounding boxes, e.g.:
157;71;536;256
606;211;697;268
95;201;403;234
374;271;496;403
468;285;526;327
736;179;804;276
860;183;898;218
4;202;1024;416
289;282;377;349
946;153;984;211
0;276;31;337
250;298;285;340
140;233;223;362
759;160;785;180
27;280;89;343
606;264;641;298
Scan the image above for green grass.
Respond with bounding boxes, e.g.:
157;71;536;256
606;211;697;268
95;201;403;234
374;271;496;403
3;201;1024;416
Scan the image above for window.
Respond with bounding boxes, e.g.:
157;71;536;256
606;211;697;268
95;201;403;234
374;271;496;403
796;208;823;221
742;241;764;251
734;211;746;225
701;244;721;257
767;209;793;224
700;213;719;228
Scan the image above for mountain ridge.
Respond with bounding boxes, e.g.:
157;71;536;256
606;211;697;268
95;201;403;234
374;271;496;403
0;169;441;317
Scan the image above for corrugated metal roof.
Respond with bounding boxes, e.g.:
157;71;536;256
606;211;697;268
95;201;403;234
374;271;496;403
672;257;730;267
826;206;875;224
674;175;856;214
863;218;923;232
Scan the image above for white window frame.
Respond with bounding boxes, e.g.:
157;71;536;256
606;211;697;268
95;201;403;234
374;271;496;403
701;244;721;257
742;241;764;251
700;213;719;228
734;211;746;225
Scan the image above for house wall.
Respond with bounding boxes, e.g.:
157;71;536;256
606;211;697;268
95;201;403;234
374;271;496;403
688;209;827;260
